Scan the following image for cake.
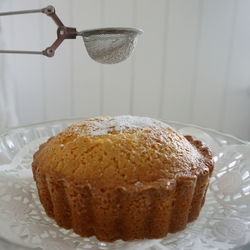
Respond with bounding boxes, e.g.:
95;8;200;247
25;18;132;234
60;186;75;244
32;115;214;242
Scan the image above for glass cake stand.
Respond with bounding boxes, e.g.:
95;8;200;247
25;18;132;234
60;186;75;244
0;118;249;250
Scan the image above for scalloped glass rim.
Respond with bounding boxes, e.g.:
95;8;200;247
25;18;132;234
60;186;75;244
0;118;249;250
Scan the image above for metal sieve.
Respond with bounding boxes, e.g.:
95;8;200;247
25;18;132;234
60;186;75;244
0;5;143;64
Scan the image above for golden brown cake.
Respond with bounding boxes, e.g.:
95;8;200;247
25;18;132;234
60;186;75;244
32;115;214;242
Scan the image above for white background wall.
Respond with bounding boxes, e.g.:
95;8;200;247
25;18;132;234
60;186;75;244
1;0;250;140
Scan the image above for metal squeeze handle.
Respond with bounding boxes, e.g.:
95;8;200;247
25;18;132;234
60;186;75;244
0;5;78;57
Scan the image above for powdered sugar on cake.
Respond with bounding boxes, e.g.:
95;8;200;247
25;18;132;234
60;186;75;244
74;115;171;136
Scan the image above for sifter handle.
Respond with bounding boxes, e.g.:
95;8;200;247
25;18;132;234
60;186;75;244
0;5;77;57
0;7;45;16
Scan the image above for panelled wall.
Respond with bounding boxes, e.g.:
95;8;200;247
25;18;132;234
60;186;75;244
1;0;250;140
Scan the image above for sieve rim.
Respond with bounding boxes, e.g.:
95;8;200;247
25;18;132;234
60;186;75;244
79;27;143;37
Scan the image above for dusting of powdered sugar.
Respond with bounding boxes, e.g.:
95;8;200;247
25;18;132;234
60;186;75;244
75;115;171;137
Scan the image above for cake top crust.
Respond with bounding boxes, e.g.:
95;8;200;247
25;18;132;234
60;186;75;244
32;116;213;186
69;115;171;136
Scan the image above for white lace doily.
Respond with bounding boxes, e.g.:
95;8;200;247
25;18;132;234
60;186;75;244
0;120;249;250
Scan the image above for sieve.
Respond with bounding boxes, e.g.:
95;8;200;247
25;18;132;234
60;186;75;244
0;5;143;64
